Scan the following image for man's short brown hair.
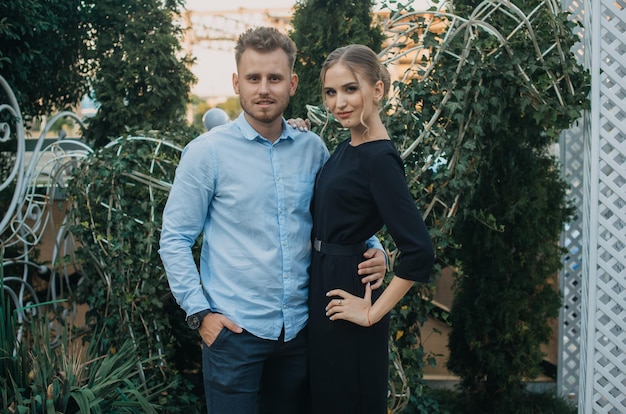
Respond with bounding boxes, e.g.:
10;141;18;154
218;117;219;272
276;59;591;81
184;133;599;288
234;26;297;70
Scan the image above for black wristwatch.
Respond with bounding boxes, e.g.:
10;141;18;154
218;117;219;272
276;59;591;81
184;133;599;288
186;309;211;330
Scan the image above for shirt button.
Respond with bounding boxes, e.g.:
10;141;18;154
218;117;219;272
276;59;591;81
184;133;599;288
284;273;288;279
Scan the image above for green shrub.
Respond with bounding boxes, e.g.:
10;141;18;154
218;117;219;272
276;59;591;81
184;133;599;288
0;259;166;413
429;388;577;414
66;133;202;412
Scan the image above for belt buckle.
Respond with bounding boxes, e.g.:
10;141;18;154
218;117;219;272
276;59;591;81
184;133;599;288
313;239;322;252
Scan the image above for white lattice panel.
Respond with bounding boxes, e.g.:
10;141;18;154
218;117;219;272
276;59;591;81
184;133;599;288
557;0;589;401
558;0;587;401
559;120;585;399
578;0;626;412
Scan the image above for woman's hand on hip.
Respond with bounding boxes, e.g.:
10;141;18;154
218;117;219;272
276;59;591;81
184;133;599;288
325;284;373;327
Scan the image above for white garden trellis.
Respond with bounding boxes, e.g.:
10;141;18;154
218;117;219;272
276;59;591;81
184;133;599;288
0;75;92;340
566;0;626;412
553;0;626;411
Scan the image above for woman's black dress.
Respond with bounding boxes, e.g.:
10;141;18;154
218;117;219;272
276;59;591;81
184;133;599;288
308;139;434;414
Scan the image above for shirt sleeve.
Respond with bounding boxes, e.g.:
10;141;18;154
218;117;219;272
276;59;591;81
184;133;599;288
368;150;435;283
159;139;213;316
365;235;389;266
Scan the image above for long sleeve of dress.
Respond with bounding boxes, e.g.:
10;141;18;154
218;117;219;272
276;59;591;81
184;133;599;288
367;150;434;283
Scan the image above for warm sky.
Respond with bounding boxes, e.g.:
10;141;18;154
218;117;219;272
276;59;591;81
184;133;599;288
185;0;296;11
184;0;297;98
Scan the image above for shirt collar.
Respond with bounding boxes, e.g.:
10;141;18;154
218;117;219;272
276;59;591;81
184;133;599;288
235;112;294;143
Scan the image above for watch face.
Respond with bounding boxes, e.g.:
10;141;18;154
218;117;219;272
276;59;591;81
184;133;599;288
187;314;200;330
187;310;210;330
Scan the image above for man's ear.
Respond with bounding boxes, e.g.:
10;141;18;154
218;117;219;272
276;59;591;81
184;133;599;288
289;73;299;97
232;73;239;94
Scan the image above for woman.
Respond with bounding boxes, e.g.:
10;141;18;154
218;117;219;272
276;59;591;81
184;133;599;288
308;44;435;413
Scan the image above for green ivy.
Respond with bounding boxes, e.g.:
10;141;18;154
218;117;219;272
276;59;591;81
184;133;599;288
406;0;589;411
66;132;202;413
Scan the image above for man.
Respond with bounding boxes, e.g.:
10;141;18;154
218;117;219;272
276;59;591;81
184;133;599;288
159;26;386;413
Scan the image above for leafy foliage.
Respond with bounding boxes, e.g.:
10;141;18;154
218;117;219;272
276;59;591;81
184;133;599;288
1;0;197;147
385;0;589;411
82;0;196;147
0;260;166;413
286;0;385;118
0;0;90;120
66;133;201;412
430;387;577;414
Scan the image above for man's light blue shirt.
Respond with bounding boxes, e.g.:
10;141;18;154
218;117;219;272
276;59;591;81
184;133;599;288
159;113;382;341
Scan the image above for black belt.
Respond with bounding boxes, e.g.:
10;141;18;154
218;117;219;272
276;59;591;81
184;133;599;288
313;238;366;256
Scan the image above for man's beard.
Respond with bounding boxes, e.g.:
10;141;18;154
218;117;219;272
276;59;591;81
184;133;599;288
240;98;287;125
